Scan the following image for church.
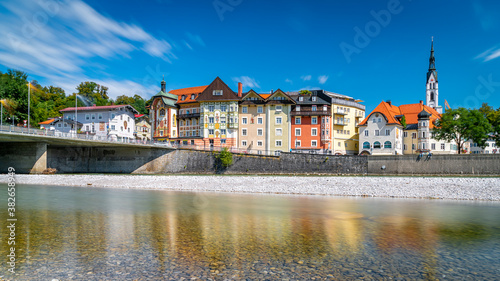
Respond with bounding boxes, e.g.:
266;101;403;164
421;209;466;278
358;39;458;155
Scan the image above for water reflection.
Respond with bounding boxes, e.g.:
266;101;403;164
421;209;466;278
0;184;499;280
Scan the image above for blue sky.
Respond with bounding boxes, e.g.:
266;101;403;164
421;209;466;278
1;0;499;113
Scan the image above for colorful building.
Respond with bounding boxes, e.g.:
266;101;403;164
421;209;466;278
170;85;208;146
196;77;240;149
134;114;151;142
150;79;178;142
289;91;331;153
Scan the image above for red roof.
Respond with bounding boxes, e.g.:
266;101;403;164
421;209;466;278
170;85;208;104
359;101;441;128
60;105;130;112
135;114;144;118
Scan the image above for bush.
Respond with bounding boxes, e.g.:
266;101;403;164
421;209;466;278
216;147;233;168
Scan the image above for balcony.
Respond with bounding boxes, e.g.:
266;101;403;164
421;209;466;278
178;112;200;119
335;110;348;115
321;136;331;142
334;121;348;126
291;109;330;116
228;123;238;129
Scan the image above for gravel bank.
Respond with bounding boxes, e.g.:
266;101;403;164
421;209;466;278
2;174;499;201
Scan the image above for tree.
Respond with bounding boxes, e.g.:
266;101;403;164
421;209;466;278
433;108;491;154
75;82;111;106
299;90;312;95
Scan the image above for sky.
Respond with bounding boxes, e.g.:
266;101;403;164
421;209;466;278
1;0;499;113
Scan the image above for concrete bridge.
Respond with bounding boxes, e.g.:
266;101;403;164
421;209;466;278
0;130;177;174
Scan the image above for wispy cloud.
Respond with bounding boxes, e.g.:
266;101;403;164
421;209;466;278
301;75;312;81
318;75;329;84
285;78;293;84
0;0;177;98
233;76;260;89
475;45;500;62
186;32;206;47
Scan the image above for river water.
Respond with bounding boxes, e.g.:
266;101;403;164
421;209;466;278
1;184;499;280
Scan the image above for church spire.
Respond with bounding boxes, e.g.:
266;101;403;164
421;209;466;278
161;75;166;92
428;37;436;71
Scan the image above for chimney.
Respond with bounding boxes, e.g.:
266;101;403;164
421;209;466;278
271;89;273;94
238;82;242;97
386;100;391;106
420;100;423;105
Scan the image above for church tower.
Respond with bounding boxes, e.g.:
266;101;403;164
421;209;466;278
426;38;442;113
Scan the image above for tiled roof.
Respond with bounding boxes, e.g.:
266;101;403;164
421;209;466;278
38;118;57;125
170;85;208;104
359;101;441;128
196;77;239;102
259;94;271;99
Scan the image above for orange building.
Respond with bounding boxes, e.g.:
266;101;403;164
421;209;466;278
289;92;331;153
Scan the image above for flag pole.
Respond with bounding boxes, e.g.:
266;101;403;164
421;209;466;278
28;81;30;133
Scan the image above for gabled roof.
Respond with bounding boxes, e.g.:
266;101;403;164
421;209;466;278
196;77;239;102
359;101;441;128
170;85;208;104
60;104;139;114
242;89;266;100
287;92;330;105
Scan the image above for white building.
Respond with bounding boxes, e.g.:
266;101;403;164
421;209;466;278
59;104;138;141
469;138;499;154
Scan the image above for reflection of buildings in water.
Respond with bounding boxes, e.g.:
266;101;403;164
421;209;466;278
322;210;365;258
374;216;438;280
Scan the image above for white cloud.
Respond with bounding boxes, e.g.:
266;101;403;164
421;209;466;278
0;0;176;98
186;32;206;47
476;45;500;62
301;75;312;81
285;78;293;84
232;76;260;89
318;75;329;84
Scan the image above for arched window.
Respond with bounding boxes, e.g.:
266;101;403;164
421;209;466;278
384;141;392;148
373;141;381;149
363;142;370;149
430;92;434;101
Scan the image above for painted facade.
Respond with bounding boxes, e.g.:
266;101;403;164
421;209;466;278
134;115;151;142
171;85;207;146
150;80;178;142
197;77;240;149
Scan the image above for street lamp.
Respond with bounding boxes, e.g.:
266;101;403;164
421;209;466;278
27;81;30;133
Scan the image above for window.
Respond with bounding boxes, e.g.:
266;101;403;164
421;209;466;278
160;131;163;136
111;113;116;119
384;141;392;148
312;117;317;124
63;123;67;127
373;141;381;148
242;140;247;146
311;128;317;136
299;96;303;101
209;105;215;112
385;129;391;136
242;128;247;136
257;106;263;113
295;128;301;136
221;105;227;112
85;114;90;120
276;117;282;125
345;142;348;147
323;105;327;111
242;117;248;124
257;141;263;147
91;114;95;120
412;144;415;150
111;125;115;130
209;129;214;135
364;130;369;137
276;128;282;136
221;116;226;123
312;105;317;111
257;129;263;136
213;90;223;95
412;133;417;139
221;129;226;135
404;144;407;150
431;143;436;150
257;117;263;124
404;132;408;138
242;106;248;113
209;117;214;123
276;105;282;112
191;94;195;100
295;117;301;124
375;130;380;136
311;140;317;147
441;143;445;150
275;140;282;147
296;105;301;111
312;96;317;101
181;95;186;101
296;140;301;147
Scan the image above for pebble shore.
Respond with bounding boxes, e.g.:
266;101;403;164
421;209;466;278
2;174;499;201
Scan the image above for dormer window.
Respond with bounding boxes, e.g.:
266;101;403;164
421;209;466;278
299;96;303;101
312;105;317;111
191;94;195;100
323;105;327;111
181;95;186;101
213;90;223;96
296;105;301;111
312;96;317;101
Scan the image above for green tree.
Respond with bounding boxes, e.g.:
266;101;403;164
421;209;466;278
298;90;312;95
434;108;491;154
114;94;148;114
75;81;111;106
